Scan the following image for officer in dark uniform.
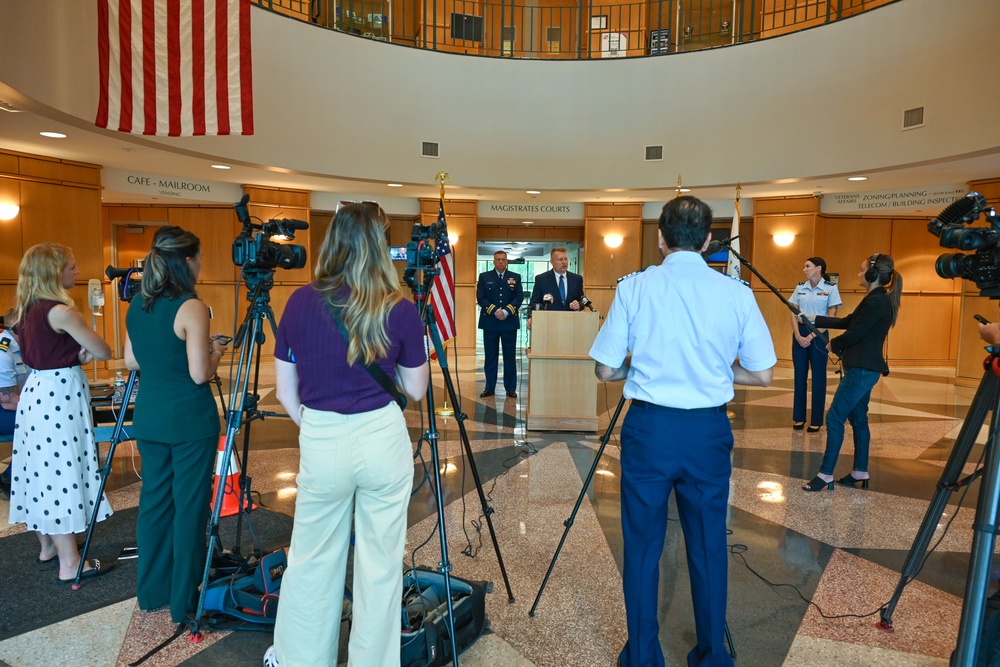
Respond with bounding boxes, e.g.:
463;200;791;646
477;250;523;398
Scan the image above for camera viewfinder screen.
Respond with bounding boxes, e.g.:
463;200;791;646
389;246;408;261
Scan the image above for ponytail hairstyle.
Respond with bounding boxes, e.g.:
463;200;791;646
806;256;830;282
314;202;403;366
867;253;902;327
139;226;201;312
15;243;75;325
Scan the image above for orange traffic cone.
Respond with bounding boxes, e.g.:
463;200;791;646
211;435;255;517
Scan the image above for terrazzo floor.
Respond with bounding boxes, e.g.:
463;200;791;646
0;352;993;666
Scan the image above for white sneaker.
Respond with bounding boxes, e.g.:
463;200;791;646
263;645;279;667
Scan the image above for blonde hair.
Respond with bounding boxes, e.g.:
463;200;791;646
15;243;75;324
315;203;404;365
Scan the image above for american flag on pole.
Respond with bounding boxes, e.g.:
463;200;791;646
96;0;254;136
727;194;741;280
429;200;457;347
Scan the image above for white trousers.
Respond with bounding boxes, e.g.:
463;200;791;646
274;402;413;667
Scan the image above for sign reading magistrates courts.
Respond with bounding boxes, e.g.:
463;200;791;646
483;202;583;220
821;185;965;215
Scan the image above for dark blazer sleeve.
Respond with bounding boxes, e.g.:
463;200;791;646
529;271;552;311
567;272;585;305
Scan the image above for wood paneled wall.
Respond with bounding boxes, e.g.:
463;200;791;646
0;149;108;367
583;202;642;317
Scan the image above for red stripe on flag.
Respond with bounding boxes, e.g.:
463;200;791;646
166;0;181;136
118;0;133;133
215;0;231;135
96;0;110;129
238;0;253;134
191;0;206;136
142;0;158;134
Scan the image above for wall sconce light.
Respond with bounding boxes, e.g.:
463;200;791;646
772;232;795;247
448;233;459;245
0;204;19;221
604;234;623;248
683;26;693;39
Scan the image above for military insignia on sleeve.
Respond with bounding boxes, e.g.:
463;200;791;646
616;268;648;284
0;337;9;352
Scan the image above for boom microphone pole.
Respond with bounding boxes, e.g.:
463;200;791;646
716;238;837;358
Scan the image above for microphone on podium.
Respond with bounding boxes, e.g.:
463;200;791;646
579;295;596;312
541;294;554;310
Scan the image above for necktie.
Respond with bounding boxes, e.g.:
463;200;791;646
559;274;566;304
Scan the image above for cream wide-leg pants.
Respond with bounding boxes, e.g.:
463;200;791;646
274;402;413;667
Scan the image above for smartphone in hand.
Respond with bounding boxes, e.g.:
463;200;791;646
974;314;991;325
213;335;233;345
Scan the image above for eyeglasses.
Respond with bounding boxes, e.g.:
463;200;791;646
337;200;381;213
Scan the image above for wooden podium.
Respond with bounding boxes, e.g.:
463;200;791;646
526;311;600;431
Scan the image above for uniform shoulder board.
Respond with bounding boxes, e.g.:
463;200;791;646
727;274;751;288
0;337;9;352
616;267;648;284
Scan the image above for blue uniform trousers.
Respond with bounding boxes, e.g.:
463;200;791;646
791;327;830;427
619;402;734;667
482;328;518;393
820;366;880;475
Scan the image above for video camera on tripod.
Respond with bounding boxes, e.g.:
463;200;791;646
232;194;308;271
928;192;1000;296
401;219;444;296
105;265;142;302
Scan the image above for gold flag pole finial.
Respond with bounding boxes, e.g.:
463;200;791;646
676;174;683;198
735;182;742;203
435;171;450;201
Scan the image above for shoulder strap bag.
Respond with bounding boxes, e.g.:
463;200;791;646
324;302;407;410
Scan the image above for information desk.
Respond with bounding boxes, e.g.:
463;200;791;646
525;311;599;432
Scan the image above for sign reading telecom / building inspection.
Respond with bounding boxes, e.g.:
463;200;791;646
103;168;242;203
822;185;965;214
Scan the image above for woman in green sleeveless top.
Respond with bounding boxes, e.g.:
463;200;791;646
125;226;228;623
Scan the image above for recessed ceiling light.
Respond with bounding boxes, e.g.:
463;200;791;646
847;176;868;181
522;220;534;225
387;183;403;187
679;188;691;193
526;190;541;195
39;131;66;139
210;164;231;170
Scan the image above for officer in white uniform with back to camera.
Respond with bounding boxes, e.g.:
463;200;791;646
590;196;776;667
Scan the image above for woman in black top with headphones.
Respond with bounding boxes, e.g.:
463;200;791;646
800;253;902;492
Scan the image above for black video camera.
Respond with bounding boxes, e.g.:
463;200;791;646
105;265;142;302
231;195;308;271
402;219;444;294
929;192;1000;296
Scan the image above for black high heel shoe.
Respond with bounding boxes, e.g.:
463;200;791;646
793;422;805;431
807;425;821;433
837;474;870;489
802;476;834;492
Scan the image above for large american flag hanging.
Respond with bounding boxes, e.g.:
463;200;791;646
96;0;254;136
429;201;457;346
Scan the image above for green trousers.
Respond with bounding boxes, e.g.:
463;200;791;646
135;435;217;623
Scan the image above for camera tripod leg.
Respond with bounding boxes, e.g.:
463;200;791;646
878;363;1000;665
530;394;627;616
74;369;139;588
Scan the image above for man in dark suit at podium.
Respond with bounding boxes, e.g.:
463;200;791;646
477;251;523;398
527;247;584;329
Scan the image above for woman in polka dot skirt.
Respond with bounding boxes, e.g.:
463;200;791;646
9;243;115;583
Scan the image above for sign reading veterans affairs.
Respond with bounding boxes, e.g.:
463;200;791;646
103;168;242;202
822;185;965;214
483;202;584;220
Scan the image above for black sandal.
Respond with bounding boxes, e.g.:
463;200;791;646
802;476;834;492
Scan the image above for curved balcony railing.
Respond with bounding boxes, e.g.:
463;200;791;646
256;0;896;59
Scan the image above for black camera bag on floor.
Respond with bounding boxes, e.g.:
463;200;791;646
399;568;489;667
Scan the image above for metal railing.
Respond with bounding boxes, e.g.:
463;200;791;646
258;0;896;59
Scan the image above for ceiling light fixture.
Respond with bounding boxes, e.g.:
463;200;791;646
39;131;66;139
210;164;231;170
526;190;541;195
387;183;403;187
847;176;868;182
522;220;534;225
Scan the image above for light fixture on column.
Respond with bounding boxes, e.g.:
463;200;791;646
604;234;623;248
448;233;458;245
0;204;19;220
773;232;795;247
